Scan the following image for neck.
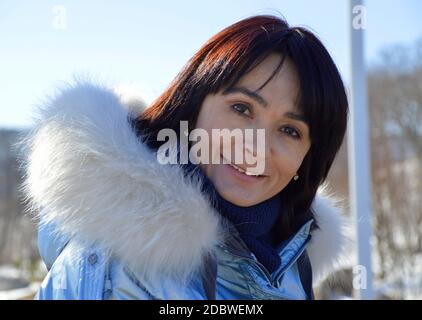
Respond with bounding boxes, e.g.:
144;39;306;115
182;161;283;273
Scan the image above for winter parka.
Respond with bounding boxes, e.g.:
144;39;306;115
21;82;351;300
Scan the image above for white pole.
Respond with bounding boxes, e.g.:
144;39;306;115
348;0;375;299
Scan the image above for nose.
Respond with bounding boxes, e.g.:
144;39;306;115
243;125;271;167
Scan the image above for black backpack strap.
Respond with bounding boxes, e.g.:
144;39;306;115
297;250;315;300
201;253;218;300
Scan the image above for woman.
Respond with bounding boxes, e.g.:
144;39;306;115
22;15;350;300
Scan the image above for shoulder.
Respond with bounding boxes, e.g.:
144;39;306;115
36;237;108;300
308;188;354;284
23;80;222;290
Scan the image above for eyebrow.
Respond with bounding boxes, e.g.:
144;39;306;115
223;86;308;125
222;86;268;107
285;111;307;124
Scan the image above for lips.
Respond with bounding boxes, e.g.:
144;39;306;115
220;155;267;178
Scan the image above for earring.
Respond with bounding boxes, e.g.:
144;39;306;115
293;174;299;181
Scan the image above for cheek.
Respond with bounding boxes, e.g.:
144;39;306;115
271;145;308;179
196;110;230;148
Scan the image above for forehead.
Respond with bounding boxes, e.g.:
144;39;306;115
232;53;300;112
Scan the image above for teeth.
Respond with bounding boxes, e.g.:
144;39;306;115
229;163;246;173
244;171;261;176
228;163;261;177
222;156;263;177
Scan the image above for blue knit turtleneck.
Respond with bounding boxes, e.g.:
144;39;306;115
181;161;282;274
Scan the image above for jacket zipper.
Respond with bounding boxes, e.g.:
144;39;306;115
218;231;276;286
272;234;312;285
220;232;312;288
220;245;274;285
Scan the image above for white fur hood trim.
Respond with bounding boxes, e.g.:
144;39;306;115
20;81;352;284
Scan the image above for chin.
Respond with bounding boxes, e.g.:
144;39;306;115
214;183;264;207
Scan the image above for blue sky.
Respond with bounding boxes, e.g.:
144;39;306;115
1;0;421;128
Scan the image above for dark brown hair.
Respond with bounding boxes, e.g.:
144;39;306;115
133;14;348;242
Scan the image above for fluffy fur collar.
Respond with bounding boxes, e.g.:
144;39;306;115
20;81;352;285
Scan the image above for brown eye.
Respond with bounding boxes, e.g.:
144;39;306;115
280;126;301;139
231;103;252;117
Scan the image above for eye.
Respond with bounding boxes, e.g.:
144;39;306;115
280;126;301;139
231;103;252;117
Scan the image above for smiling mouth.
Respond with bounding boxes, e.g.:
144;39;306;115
220;155;267;177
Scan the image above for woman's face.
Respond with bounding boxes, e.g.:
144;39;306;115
194;53;311;207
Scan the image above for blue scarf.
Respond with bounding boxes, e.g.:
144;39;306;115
181;161;282;274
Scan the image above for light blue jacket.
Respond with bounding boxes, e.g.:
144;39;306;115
35;217;316;300
21;82;350;300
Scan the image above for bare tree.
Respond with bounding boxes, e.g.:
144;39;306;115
368;39;422;298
